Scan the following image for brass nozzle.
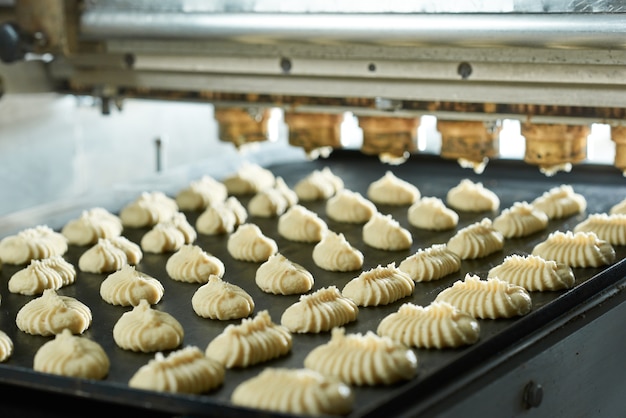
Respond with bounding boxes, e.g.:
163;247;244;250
213;107;270;147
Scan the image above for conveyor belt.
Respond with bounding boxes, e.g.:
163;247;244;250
0;151;625;417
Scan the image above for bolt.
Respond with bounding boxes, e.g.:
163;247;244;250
457;62;472;79
523;381;543;409
33;31;47;47
123;53;135;69
280;57;292;73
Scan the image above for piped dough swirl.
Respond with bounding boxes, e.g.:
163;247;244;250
119;191;178;228
488;254;575;291
0;225;68;265
435;274;532;319
367;171;420;206
342;263;415;307
61;207;123;246
100;264;164;306
362;212;412;251
227;223;278;262
281;286;359;333
205;310;292;368
175;175;227;211
191;275;255;320
231;368;354;416
447;218;504;260
129;346;225;394
574;213;626;246
312;231;363;272
492;201;548;238
531;184;586;219
0;330;13;362
531;230;615;268
398;244;461;282
407;196;458;230
303;327;418;386
9;255;76;295
278;204;328;243
326;189;376;224
33;329;109;379
16;289;92;336
377;301;480;349
113;299;184;352
78;236;142;273
166;244;225;283
294;167;343;201
255;253;314;295
446;179;500;212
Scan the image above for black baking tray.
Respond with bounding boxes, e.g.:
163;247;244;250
1;151;625;417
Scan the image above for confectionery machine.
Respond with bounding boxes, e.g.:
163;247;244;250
0;1;625;417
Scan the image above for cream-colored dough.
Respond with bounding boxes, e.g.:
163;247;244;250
312;231;363;272
303;327;418;386
113;299;184;352
377;301;480;349
231;368;353;416
129;346;225;394
281;286;359;333
33;329;109;379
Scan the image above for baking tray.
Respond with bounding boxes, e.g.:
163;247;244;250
1;151;625;417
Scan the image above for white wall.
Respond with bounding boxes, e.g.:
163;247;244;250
0;93;304;222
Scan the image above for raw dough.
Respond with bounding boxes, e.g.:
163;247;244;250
166;244;225;283
492;201;548;238
61;207;123;246
294;167;343;201
0;225;68;265
303;327;418;386
119;191;178;228
407;197;458;230
398;244;461;282
574;213;626;246
277;204;328;243
367;171;420;205
281;286;359;333
205;310;292;368
129;346;225;394
342;263;415;307
227;223;278;262
362;212;412;251
113;299;184;352
231;368;353;416
377;301;480;349
446;179;500;212
16;289;92;336
8;255;76;295
435;274;532;319
326;189;376;224
33;329;109;379
488;254;575;291
191;275;255;320
100;264;164;306
255;253;314;295
531;185;586;219
312;231;363;272
175;175;228;211
78;236;142;273
447;218;504;260
531;230;615;267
